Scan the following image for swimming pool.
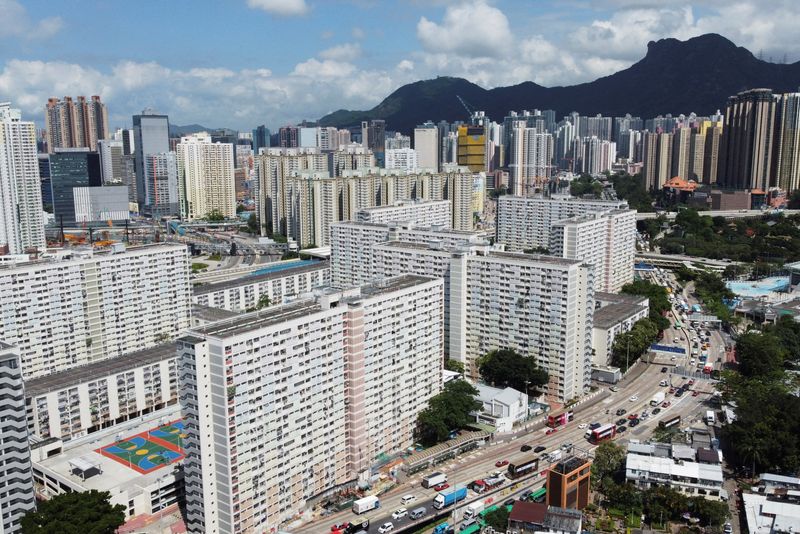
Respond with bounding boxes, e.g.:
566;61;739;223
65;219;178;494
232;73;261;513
250;259;317;277
726;276;790;298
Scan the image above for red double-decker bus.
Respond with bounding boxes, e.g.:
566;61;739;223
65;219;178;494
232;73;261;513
588;423;616;444
546;409;574;428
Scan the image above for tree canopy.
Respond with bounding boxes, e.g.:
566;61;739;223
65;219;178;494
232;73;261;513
444;359;465;374
205;209;225;222
21;490;126;534
415;380;482;446
483;506;510;531
621;280;671;332
610;317;660;371
591;441;626;491
611;173;656;212
477;349;549;393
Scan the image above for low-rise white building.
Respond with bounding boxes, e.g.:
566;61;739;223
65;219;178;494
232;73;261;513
356;199;451;227
192;260;330;312
591;292;650;366
179;275;444;534
625;442;725;500
743;492;800;534
474;384;529;432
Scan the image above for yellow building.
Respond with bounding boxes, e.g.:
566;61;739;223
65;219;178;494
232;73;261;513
457;125;487;172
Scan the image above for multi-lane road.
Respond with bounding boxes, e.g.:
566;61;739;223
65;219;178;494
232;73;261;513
292;359;718;534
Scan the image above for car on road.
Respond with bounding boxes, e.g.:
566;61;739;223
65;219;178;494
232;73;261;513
578;423;587;429
723;523;733;534
641;411;649;419
661;367;668;373
616;418;627;426
629;395;639;402
688;379;695;386
669;387;676;394
616;426;627;433
378;522;394;533
546;428;557;435
609;386;620;392
662;401;671;408
652;407;661;414
331;523;350;532
504;498;515;506
692;390;700;397
521;445;532;452
561;442;573;451
627;413;638;420
671;355;677;361
616;408;627;416
675;389;684;397
433;483;449;491
392;509;407;520
534;445;547;453
495;460;509;467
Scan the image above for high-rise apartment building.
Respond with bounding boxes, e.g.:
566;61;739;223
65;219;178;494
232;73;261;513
385;148;418;171
44;95;108;152
774;92;800;192
316;126;340;151
509;121;554;196
97;139;124;184
133;110;170;210
550;209;636;293
331;144;375;176
671;127;692;180
279;126;299;148
112;127;135;155
457;124;487;172
414;122;439;171
578;114;613;141
255;147;329;236
0;103;46;254
180;275;444;534
579;137;616;175
495;195;630;252
143;152;179;218
699;121;723;185
718;88;778;190
49;149;102;225
177;132;236;220
0;342;36;533
0;244;191;379
385;132;411;150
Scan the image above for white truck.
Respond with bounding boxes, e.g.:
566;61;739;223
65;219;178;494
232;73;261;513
706;410;715;424
651;391;666;406
352;495;380;514
421;472;447;488
546;449;563;463
463;501;485;520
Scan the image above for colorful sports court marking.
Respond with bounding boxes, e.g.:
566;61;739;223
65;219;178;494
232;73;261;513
97;420;187;474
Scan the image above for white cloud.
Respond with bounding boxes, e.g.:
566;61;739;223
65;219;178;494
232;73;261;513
0;0;63;39
417;1;511;58
351;27;366;39
319;43;361;62
396;59;415;72
246;0;308;16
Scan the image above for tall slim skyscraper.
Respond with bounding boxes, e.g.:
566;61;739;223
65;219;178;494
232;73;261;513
279;126;299;148
670;127;692;180
415;121;440;171
774;93;800;192
509;121;554;195
97;139;124;184
143;152;179;218
252;125;271;154
718;88;778;190
0;103;46;254
44;95;108;152
177;133;236;220
133;109;170;211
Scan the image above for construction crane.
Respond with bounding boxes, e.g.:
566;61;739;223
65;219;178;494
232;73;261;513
456;95;486;126
456;95;475;119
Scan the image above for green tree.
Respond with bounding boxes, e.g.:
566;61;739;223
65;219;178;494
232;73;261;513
477;349;549;392
205;209;225;222
610;318;660;371
444;359;465;374
591;441;626;491
236;204;245;213
605;482;643;514
415;380;482;446
483;506;510;531
523;246;550;255
21;490;125;534
610;173;656;212
689;496;729;526
736;332;785;379
621;280;671;331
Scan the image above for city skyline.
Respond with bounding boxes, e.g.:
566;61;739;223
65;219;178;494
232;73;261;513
1;1;799;129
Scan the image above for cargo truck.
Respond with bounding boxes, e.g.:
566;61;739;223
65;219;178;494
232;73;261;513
422;472;448;488
433;486;468;509
463;501;485;520
651;391;666;406
352;496;380;514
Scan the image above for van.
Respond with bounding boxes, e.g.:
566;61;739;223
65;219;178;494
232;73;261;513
660;379;668;387
401;495;416;506
410;507;426;520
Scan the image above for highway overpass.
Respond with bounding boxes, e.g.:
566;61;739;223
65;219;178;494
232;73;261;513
636;209;800;221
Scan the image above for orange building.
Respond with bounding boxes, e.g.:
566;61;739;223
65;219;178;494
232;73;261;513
545;456;592;510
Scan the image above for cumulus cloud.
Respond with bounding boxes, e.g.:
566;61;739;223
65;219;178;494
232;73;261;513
0;0;63;39
417;1;512;58
246;0;308;16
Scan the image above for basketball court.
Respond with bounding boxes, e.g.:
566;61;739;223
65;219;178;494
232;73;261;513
97;420;186;474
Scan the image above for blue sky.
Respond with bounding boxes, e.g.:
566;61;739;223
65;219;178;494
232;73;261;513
1;0;797;130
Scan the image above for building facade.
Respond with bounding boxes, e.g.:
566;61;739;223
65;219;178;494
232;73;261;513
0;103;46;254
495;195;630;253
0;342;36;534
414;122;439;171
179;275;444;534
356;199;451;227
143;152;180;218
49;149;102;225
0;244;191;379
133;110;170;209
44;96;108;153
72;185;130;223
177;133;236;220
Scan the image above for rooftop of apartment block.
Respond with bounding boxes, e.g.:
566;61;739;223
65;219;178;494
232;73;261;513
0;243;187;272
25;342;179;398
187;274;438;339
192;259;329;295
191;304;240;323
593;302;649;329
